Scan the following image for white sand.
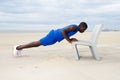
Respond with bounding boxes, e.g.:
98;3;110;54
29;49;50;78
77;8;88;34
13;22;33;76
0;32;120;80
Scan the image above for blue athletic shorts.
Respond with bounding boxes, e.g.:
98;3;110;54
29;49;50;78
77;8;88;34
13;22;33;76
39;30;57;46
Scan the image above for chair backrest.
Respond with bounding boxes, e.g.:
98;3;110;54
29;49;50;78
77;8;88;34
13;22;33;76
89;24;103;44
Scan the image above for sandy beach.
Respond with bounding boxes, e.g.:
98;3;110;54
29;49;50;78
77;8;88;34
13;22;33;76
0;31;120;80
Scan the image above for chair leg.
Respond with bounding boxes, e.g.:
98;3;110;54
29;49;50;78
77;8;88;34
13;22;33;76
89;46;100;60
72;44;80;60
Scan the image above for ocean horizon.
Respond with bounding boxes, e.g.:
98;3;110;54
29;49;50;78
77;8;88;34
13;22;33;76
0;25;120;33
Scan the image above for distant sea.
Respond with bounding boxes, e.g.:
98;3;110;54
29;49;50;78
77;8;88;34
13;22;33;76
0;25;120;33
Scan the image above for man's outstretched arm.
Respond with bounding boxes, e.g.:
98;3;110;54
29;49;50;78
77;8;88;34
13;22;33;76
61;26;78;43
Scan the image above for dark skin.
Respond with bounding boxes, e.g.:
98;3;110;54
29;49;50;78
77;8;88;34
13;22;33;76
16;25;87;50
62;25;86;43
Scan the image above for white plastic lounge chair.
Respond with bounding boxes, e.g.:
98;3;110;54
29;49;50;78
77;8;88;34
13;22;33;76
72;24;103;60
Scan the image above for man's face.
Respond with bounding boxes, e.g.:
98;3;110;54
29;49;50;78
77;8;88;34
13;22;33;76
78;26;87;33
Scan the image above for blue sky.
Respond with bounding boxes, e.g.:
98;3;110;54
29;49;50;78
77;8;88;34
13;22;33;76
0;0;120;31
